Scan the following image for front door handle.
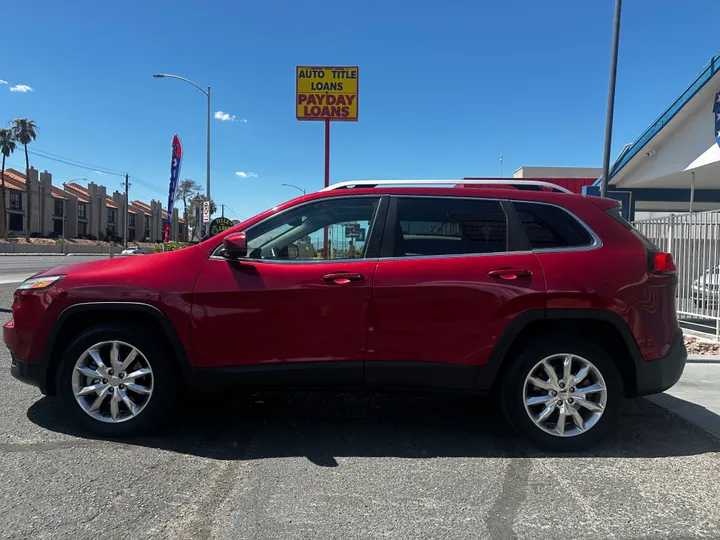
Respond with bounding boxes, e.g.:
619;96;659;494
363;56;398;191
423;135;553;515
487;268;532;280
321;272;365;284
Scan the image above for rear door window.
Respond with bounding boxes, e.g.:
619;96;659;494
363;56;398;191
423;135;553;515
513;202;594;250
390;197;508;257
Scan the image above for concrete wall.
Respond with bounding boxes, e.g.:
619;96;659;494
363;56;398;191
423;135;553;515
40;171;54;236
27;168;40;235
150;200;163;241
0;243;124;254
112;191;127;241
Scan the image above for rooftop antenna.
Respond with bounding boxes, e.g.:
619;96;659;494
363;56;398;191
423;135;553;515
500;155;503;178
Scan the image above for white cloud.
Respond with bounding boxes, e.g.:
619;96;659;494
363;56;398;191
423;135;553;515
237;118;247;123
235;171;258;178
9;84;32;92
94;170;103;175
0;80;7;85
214;111;235;122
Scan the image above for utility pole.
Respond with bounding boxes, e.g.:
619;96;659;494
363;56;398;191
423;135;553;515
61;182;66;254
123;173;130;249
601;0;623;197
500;155;503;178
221;204;224;218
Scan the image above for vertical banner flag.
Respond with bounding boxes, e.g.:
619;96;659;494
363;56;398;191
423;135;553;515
715;92;720;148
164;135;183;242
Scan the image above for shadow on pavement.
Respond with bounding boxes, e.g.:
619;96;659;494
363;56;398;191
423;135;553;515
27;391;720;465
647;392;720;440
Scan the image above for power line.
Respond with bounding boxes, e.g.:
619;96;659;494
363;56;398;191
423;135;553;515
27;149;125;177
223;205;246;220
28;148;126;175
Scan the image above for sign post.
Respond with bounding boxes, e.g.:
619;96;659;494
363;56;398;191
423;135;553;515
296;65;359;257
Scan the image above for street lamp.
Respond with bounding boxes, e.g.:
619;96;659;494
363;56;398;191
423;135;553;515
153;73;211;237
281;183;306;195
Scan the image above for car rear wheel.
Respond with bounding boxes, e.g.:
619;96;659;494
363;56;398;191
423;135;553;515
501;335;623;452
56;323;176;437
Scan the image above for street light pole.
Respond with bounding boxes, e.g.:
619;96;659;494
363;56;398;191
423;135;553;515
281;183;306;195
153;73;211;237
600;0;623;197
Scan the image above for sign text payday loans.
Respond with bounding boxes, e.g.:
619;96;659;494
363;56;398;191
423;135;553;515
296;66;358;121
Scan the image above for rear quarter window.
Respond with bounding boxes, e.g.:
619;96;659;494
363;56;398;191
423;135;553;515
605;206;659;250
513;202;594;250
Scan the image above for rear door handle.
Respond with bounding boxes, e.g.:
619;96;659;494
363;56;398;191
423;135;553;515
321;272;365;284
487;268;532;280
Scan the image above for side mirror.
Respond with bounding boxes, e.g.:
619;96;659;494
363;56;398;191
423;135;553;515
222;232;247;259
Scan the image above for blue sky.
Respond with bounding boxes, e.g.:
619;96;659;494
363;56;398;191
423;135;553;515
1;0;719;221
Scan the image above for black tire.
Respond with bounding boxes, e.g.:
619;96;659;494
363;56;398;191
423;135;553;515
55;322;177;437
500;334;623;452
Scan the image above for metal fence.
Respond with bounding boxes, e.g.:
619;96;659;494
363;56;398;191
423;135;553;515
633;210;720;338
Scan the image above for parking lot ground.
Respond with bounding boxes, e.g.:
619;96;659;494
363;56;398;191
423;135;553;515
2;287;720;539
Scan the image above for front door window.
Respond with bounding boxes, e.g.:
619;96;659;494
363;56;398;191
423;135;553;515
243;196;381;261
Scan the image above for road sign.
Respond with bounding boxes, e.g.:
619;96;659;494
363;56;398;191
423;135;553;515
345;223;361;238
210;217;233;236
202;201;210;223
296;66;358;121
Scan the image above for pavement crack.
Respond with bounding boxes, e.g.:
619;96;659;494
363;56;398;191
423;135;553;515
486;456;532;540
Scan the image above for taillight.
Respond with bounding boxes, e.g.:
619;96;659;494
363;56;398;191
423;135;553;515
649;252;677;275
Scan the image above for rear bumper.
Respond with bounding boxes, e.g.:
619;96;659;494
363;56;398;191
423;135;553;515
633;329;687;397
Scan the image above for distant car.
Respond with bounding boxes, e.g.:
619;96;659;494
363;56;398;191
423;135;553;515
4;179;686;451
121;247;151;255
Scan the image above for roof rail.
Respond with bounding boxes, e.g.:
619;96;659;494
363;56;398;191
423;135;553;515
321;179;573;194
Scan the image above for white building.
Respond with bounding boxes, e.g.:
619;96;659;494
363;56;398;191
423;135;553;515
584;50;720;220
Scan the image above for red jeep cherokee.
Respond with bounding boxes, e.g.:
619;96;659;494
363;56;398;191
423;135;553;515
4;180;687;451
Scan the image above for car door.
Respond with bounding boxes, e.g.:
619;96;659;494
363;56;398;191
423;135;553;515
191;195;387;387
365;195;546;390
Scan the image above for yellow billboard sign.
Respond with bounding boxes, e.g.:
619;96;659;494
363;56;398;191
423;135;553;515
296;66;358;122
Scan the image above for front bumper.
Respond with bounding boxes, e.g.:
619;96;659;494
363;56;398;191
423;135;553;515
633;329;687;397
9;349;48;394
5;319;49;394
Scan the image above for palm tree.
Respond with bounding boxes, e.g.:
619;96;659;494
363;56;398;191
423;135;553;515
0;128;17;239
11;119;38;240
176;179;200;241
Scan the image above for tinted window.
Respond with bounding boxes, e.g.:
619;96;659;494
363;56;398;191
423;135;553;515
393;198;507;257
513;202;593;249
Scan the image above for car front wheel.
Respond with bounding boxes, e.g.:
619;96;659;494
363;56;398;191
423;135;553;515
56;323;176;437
501;335;623;452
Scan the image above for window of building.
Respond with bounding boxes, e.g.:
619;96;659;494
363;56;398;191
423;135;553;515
243;196;381;260
512;202;594;250
9;191;21;210
78;221;87;236
107;208;116;224
78;204;87;219
53;219;63;236
54;198;64;217
392;197;507;257
9;213;23;232
129;214;136;227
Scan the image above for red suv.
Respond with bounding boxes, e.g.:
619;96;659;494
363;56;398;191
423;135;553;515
4;180;686;451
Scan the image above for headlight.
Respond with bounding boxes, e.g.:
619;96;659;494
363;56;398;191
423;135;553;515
16;275;65;291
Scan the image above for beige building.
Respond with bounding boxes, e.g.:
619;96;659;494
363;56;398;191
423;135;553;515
1;167;184;242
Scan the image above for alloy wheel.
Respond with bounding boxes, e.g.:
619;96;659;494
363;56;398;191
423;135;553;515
71;340;154;423
523;353;607;437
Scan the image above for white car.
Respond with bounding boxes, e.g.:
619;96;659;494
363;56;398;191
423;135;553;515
121;247;151;255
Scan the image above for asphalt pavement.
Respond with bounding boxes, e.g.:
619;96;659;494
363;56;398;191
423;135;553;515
0;255;116;284
1;283;720;539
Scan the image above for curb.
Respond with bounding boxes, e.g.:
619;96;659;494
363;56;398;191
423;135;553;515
687;354;720;363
